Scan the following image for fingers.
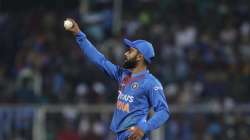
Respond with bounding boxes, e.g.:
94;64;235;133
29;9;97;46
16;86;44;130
128;135;140;140
128;135;135;140
66;18;76;25
129;126;135;132
128;127;135;140
66;18;74;22
128;127;141;140
64;18;81;34
66;19;76;30
128;136;133;140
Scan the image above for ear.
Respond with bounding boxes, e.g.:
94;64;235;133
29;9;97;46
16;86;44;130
136;54;144;61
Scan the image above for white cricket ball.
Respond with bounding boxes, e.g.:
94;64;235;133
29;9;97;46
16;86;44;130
64;20;73;29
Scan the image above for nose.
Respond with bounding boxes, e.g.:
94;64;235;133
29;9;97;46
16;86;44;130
124;51;128;57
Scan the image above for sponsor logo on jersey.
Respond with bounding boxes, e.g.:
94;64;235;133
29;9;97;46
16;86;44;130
116;100;129;112
153;86;163;91
118;90;134;103
131;82;139;89
116;91;134;112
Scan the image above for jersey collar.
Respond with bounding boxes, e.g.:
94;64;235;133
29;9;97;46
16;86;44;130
131;69;149;78
124;68;149;77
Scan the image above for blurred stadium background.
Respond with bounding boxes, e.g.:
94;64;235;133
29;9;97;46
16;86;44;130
0;0;249;140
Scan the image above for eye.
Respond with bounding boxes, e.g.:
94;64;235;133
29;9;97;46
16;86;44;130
130;48;137;52
128;48;133;53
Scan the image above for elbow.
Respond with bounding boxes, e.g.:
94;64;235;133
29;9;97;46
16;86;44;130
155;105;170;123
162;109;170;122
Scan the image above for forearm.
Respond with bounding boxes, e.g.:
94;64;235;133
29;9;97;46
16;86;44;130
137;109;170;134
75;31;106;65
75;31;120;81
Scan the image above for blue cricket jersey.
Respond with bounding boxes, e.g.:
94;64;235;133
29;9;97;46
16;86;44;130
75;32;170;134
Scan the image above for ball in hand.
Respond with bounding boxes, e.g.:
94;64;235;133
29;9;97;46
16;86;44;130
64;20;73;29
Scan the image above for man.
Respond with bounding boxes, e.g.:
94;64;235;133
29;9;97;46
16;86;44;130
65;18;170;140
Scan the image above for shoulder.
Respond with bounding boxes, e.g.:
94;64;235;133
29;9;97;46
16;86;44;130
117;68;130;82
144;74;164;91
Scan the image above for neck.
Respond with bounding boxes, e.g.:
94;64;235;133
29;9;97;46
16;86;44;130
130;64;147;74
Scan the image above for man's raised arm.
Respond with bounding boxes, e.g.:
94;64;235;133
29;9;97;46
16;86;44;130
65;18;121;81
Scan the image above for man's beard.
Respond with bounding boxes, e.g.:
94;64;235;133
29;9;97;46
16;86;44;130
123;57;138;69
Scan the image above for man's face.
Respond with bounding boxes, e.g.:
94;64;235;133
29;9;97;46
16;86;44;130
123;47;140;69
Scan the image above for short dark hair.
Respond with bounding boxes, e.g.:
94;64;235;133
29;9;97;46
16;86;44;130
143;58;152;66
137;51;152;66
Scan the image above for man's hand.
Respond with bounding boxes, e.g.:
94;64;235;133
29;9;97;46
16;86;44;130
64;18;81;35
128;126;144;140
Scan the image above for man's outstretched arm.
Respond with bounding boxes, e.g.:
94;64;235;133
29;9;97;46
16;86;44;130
65;18;121;81
128;83;170;140
137;84;170;134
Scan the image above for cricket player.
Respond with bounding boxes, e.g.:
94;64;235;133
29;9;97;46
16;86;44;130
65;19;170;140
